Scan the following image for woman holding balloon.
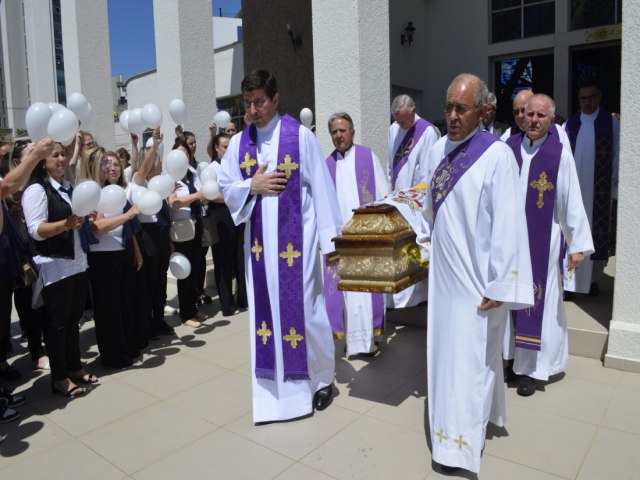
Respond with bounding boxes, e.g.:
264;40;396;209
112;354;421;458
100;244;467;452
167;137;208;328
21;142;97;397
78;147;141;368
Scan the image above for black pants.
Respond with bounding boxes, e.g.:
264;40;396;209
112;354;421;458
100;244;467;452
140;223;171;331
173;220;202;321
211;213;247;315
13;285;46;361
0;277;12;364
88;250;138;368
41;272;88;381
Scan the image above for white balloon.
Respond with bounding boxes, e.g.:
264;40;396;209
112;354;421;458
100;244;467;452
165;149;189;182
99;184;127;214
145;136;164;159
202;180;220;200
148;174;175;199
209;161;221;176
119;110;130;132
128;108;144;135
78;102;93;127
200;164;218;184
61;134;76;147
25;102;52;142
169;99;186;124
196;161;210;178
48;102;64;114
213;110;231;128
72;180;101;217
138;190;163;215
132;185;147;205
300;107;313;127
142;103;163;128
47;108;79;143
66;92;90;118
169;252;191;279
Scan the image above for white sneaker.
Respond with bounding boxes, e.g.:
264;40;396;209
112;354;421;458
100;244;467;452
164;305;178;315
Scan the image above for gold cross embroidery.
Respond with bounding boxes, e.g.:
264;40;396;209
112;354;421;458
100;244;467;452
435;429;448;444
256;321;272;345
240;152;257;176
279;242;301;267
277;154;299;179
454;435;468;449
529;171;554;209
251;238;263;262
283;327;303;349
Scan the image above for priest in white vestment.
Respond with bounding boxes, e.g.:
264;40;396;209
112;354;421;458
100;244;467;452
387;94;440;308
562;79;619;296
219;70;342;423
425;74;534;474
503;94;594;397
323;112;390;356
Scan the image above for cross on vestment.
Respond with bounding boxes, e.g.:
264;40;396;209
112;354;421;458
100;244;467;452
530;171;554;208
283;327;304;349
394;137;414;161
240;152;257;176
251;238;263;261
277;154;299;179
436;429;448;443
279;242;301;267
256;321;272;345
454;435;468;449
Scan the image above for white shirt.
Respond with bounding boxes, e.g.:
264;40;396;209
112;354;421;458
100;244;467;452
170;166;202;221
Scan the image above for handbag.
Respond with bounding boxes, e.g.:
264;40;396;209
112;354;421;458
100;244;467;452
15;260;38;289
201;213;219;247
170;218;196;242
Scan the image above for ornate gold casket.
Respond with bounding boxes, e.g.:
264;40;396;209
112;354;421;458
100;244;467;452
333;204;428;294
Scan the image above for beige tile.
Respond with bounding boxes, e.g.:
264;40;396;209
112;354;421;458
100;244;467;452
505;375;614;425
484;404;597;478
617;370;640;392
0;439;126;480
601;386;640;435
132;428;293;480
185;332;251;370
79;402;217;474
42;381;159;437
120;351;225;399
274;463;338;480
165;370;252;426
226;405;360;460
0;407;72;469
333;359;412;414
477;454;566;480
366;375;428;434
301;415;431;480
566;355;623;386
365;339;427;380
385;324;427;349
234;360;253;377
577;427;640;480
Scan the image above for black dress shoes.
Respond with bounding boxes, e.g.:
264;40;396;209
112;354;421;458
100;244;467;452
313;385;333;411
504;359;521;383
517;375;537;396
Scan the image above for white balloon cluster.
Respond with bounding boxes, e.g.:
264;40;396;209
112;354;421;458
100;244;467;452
198;162;220;200
25;92;93;144
164;150;189;182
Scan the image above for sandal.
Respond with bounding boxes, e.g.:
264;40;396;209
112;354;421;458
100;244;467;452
68;370;99;384
52;383;87;398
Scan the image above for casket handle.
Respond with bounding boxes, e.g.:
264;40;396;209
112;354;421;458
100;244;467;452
403;244;428;268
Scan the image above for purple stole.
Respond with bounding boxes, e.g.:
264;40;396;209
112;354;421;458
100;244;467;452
565;109;614;260
239;114;308;381
430;130;498;222
323;145;385;339
391;118;432;189
506;130;561;350
509;124;524;137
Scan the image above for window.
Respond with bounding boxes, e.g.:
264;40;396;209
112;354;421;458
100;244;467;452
491;0;555;43
570;0;622;30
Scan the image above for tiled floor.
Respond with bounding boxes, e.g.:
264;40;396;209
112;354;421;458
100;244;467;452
1;284;639;479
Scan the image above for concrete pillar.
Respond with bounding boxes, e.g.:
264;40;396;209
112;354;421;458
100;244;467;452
152;0;216;163
23;0;57;103
604;1;640;372
60;0;114;149
312;0;390;164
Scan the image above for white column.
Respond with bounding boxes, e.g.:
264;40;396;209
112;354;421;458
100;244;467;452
604;1;640;372
153;0;215;163
312;0;390;165
60;0;114;150
23;0;57;103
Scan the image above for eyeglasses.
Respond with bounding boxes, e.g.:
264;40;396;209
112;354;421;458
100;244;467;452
244;98;267;109
579;94;599;102
444;103;474;115
512;107;526;115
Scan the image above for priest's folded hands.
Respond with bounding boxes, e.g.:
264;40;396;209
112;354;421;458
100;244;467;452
250;162;288;195
478;297;503;311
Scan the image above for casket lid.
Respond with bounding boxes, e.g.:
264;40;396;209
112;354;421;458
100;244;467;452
340;204;412;236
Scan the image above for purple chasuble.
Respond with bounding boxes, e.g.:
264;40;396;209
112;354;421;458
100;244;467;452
391;118;432;189
430;130;498;222
565;109;614;260
323;145;385;339
239;114;308;381
506;130;561;350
